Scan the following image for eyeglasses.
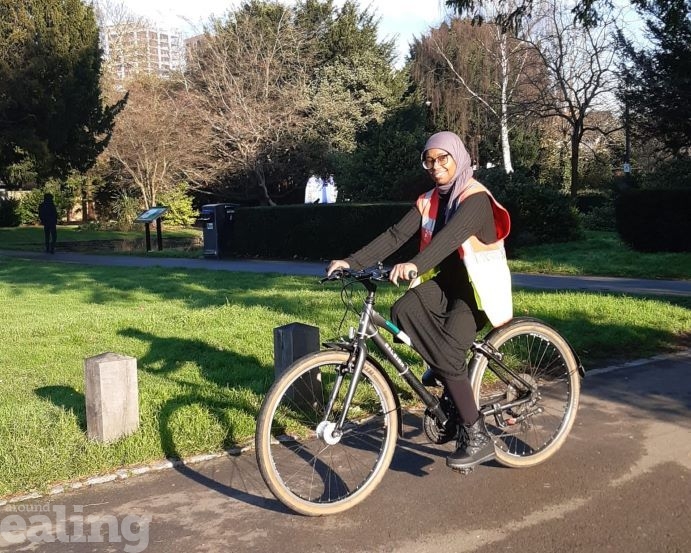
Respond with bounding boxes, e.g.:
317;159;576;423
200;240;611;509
422;153;451;170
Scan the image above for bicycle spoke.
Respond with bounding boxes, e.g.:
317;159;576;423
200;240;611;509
473;319;580;467
256;352;398;513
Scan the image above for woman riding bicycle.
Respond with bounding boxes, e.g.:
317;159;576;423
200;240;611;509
327;131;512;470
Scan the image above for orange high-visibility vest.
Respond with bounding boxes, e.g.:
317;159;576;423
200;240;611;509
413;180;513;327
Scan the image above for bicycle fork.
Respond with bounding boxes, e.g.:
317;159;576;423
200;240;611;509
315;341;368;444
321;321;451;448
317;299;374;442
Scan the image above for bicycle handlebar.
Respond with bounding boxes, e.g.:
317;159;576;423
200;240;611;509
320;265;392;284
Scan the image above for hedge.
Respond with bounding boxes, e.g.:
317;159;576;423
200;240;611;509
615;189;691;252
226;180;583;261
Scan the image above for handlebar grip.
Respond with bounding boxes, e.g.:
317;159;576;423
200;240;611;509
407;270;418;280
321;269;345;283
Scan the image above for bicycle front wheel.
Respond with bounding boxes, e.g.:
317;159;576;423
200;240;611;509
255;350;399;516
470;318;581;468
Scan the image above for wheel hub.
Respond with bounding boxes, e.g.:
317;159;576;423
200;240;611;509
506;373;538;404
503;373;541;425
316;421;341;445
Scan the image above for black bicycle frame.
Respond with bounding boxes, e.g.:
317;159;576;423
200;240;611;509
333;283;450;432
330;276;537;436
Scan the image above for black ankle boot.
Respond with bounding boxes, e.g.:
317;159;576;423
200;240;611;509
446;417;495;470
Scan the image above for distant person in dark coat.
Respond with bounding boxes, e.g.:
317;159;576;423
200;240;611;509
38;193;58;253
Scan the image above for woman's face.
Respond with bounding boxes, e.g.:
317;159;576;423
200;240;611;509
423;148;456;186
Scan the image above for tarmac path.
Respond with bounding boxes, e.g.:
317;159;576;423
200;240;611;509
2;249;691;297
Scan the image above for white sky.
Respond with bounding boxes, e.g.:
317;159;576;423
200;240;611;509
118;0;448;67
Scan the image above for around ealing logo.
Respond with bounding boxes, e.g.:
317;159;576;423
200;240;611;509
0;503;150;552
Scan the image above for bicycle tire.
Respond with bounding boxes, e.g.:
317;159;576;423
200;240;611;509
470;318;581;468
255;350;399;516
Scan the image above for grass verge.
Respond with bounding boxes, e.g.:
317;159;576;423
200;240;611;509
0;256;690;499
510;231;691;280
0;225;202;256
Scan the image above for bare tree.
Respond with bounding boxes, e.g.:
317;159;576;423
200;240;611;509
92;0;151;86
519;0;622;196
411;7;540;172
185;4;312;205
105;75;212;208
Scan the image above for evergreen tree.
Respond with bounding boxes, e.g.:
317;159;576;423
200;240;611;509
0;0;124;185
333;97;430;202
619;0;691;156
303;0;404;155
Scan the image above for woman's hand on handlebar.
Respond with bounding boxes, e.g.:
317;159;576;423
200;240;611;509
326;259;350;277
389;263;418;286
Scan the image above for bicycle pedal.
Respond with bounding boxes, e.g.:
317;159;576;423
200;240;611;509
451;466;474;476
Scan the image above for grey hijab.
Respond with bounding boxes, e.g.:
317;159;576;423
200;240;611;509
422;131;473;220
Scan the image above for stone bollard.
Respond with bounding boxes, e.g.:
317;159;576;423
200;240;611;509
273;323;322;409
84;352;140;443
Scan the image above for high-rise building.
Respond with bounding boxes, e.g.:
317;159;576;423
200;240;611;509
102;25;185;82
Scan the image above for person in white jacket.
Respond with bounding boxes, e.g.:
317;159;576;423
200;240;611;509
304;174;324;204
323;175;338;203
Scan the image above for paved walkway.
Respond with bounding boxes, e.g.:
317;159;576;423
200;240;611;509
2;248;691;297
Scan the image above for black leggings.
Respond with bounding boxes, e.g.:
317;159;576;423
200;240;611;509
44;225;57;251
390;279;482;425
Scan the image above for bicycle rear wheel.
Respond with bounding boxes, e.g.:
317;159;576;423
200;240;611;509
470;318;581;468
255;350;399;516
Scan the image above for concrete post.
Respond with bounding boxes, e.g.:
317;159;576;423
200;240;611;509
84;352;139;443
273;323;322;410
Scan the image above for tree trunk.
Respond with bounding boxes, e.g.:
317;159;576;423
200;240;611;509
500;112;513;174
499;33;514;174
570;124;581;199
254;165;276;206
82;193;89;223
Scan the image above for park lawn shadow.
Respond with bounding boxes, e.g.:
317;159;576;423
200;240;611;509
34;385;87;431
118;327;269;460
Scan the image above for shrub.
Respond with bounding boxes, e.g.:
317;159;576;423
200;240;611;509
575;192;611;213
498;182;583;250
475;168;583;250
474;166;516;191
639;158;691;190
111;193;141;231
158;183;198;226
580;203;617;231
0;198;21;227
227;183;582;261
230;203;415;261
17;183;72;225
17;189;44;224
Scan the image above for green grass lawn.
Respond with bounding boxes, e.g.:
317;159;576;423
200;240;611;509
0;224;202;245
510;231;691;280
0;255;690;500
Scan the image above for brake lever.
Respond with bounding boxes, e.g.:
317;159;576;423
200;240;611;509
320;269;347;284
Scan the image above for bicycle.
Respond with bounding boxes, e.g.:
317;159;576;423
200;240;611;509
255;265;584;516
